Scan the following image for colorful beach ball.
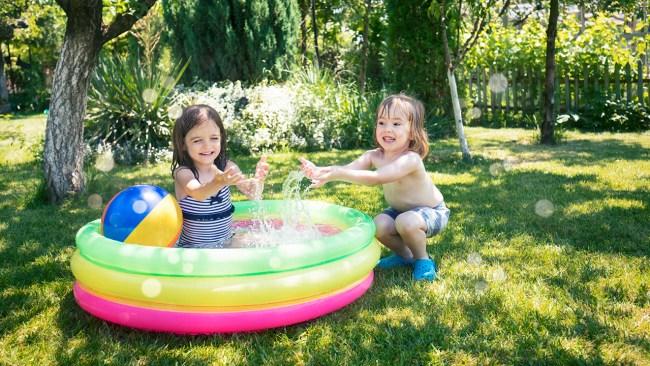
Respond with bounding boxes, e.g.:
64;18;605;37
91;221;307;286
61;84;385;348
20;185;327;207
101;185;182;247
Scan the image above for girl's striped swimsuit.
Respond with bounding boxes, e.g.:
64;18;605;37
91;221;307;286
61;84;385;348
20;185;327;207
176;186;234;248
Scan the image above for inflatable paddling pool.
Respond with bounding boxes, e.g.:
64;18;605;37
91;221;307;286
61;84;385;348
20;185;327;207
71;200;379;334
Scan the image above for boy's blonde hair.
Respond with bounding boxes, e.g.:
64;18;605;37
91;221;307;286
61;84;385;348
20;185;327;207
375;94;429;158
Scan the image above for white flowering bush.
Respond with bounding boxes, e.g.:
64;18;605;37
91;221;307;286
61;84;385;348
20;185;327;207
170;67;378;154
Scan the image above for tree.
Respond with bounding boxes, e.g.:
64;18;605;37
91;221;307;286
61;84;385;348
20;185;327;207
162;0;299;82
0;0;28;113
431;0;511;161
44;0;157;203
385;0;449;115
540;0;559;144
540;0;638;144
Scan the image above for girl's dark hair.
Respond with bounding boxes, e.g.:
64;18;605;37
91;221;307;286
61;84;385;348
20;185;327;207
171;104;228;180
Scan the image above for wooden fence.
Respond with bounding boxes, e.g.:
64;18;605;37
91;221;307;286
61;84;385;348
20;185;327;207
462;60;649;125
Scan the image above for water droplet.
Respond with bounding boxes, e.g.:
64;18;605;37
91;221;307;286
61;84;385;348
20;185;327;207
87;194;103;209
489;73;508;93
132;200;148;214
535;199;555;218
95;151;114;172
467;252;482;266
142;88;157;104
168;104;182;120
141;278;161;298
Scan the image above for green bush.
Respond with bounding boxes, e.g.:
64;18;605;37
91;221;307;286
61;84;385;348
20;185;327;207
169;65;379;154
572;99;650;132
85;53;188;164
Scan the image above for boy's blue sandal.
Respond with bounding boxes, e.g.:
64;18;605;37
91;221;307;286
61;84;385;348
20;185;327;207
376;254;415;269
413;258;437;281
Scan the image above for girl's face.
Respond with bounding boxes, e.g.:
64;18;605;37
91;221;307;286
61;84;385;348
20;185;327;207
376;111;411;153
183;120;221;168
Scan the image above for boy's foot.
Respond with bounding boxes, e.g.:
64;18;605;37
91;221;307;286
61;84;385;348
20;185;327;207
376;254;415;269
413;258;437;281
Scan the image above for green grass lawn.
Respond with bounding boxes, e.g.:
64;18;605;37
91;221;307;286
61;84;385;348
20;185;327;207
1;115;649;365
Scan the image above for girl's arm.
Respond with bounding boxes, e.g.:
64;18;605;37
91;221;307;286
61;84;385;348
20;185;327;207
175;165;244;201
303;152;421;187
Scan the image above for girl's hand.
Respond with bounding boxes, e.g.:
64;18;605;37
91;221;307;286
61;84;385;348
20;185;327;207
212;165;244;187
239;178;263;200
255;155;270;181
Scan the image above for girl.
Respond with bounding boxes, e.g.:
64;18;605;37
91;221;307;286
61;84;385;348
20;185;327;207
300;94;449;281
171;104;269;248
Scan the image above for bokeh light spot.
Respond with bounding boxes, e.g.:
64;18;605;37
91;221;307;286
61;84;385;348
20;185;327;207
168;104;182;120
142;88;157;104
95;151;115;172
535;199;555;218
87;194;102;210
489;163;504;176
141;278;161;298
490;267;507;282
132;200;148;214
468;107;482;120
166;251;180;264
182;263;194;274
467;252;482;266
489;73;508;93
475;280;488;294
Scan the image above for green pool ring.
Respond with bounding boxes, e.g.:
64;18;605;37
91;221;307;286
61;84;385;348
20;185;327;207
76;200;376;277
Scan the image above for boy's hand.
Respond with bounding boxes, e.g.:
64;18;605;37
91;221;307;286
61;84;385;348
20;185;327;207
299;157;319;179
299;157;333;188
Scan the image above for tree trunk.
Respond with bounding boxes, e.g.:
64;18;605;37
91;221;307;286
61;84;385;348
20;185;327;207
310;0;320;68
541;0;559;145
44;3;103;203
358;0;371;95
447;69;472;162
440;9;472;162
299;0;309;65
0;45;10;114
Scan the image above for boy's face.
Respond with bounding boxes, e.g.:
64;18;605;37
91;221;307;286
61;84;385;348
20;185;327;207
184;119;222;168
376;110;411;153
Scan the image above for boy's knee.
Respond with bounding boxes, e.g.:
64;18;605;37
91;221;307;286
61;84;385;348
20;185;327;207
374;215;395;237
395;212;425;233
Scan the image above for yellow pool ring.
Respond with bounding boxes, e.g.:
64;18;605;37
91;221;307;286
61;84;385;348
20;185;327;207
71;241;380;307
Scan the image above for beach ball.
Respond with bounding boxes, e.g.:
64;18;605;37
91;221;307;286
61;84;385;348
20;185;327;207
101;185;182;247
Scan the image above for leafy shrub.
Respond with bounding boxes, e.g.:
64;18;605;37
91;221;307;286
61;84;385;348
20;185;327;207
571;99;650;132
170;65;379;154
85;52;188;164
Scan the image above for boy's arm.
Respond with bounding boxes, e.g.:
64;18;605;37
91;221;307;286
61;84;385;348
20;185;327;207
309;152;421;187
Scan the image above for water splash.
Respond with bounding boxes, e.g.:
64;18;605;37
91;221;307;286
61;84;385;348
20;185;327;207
235;170;320;248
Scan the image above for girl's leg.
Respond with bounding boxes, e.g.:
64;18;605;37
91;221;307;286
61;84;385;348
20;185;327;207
394;211;428;259
374;214;413;259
